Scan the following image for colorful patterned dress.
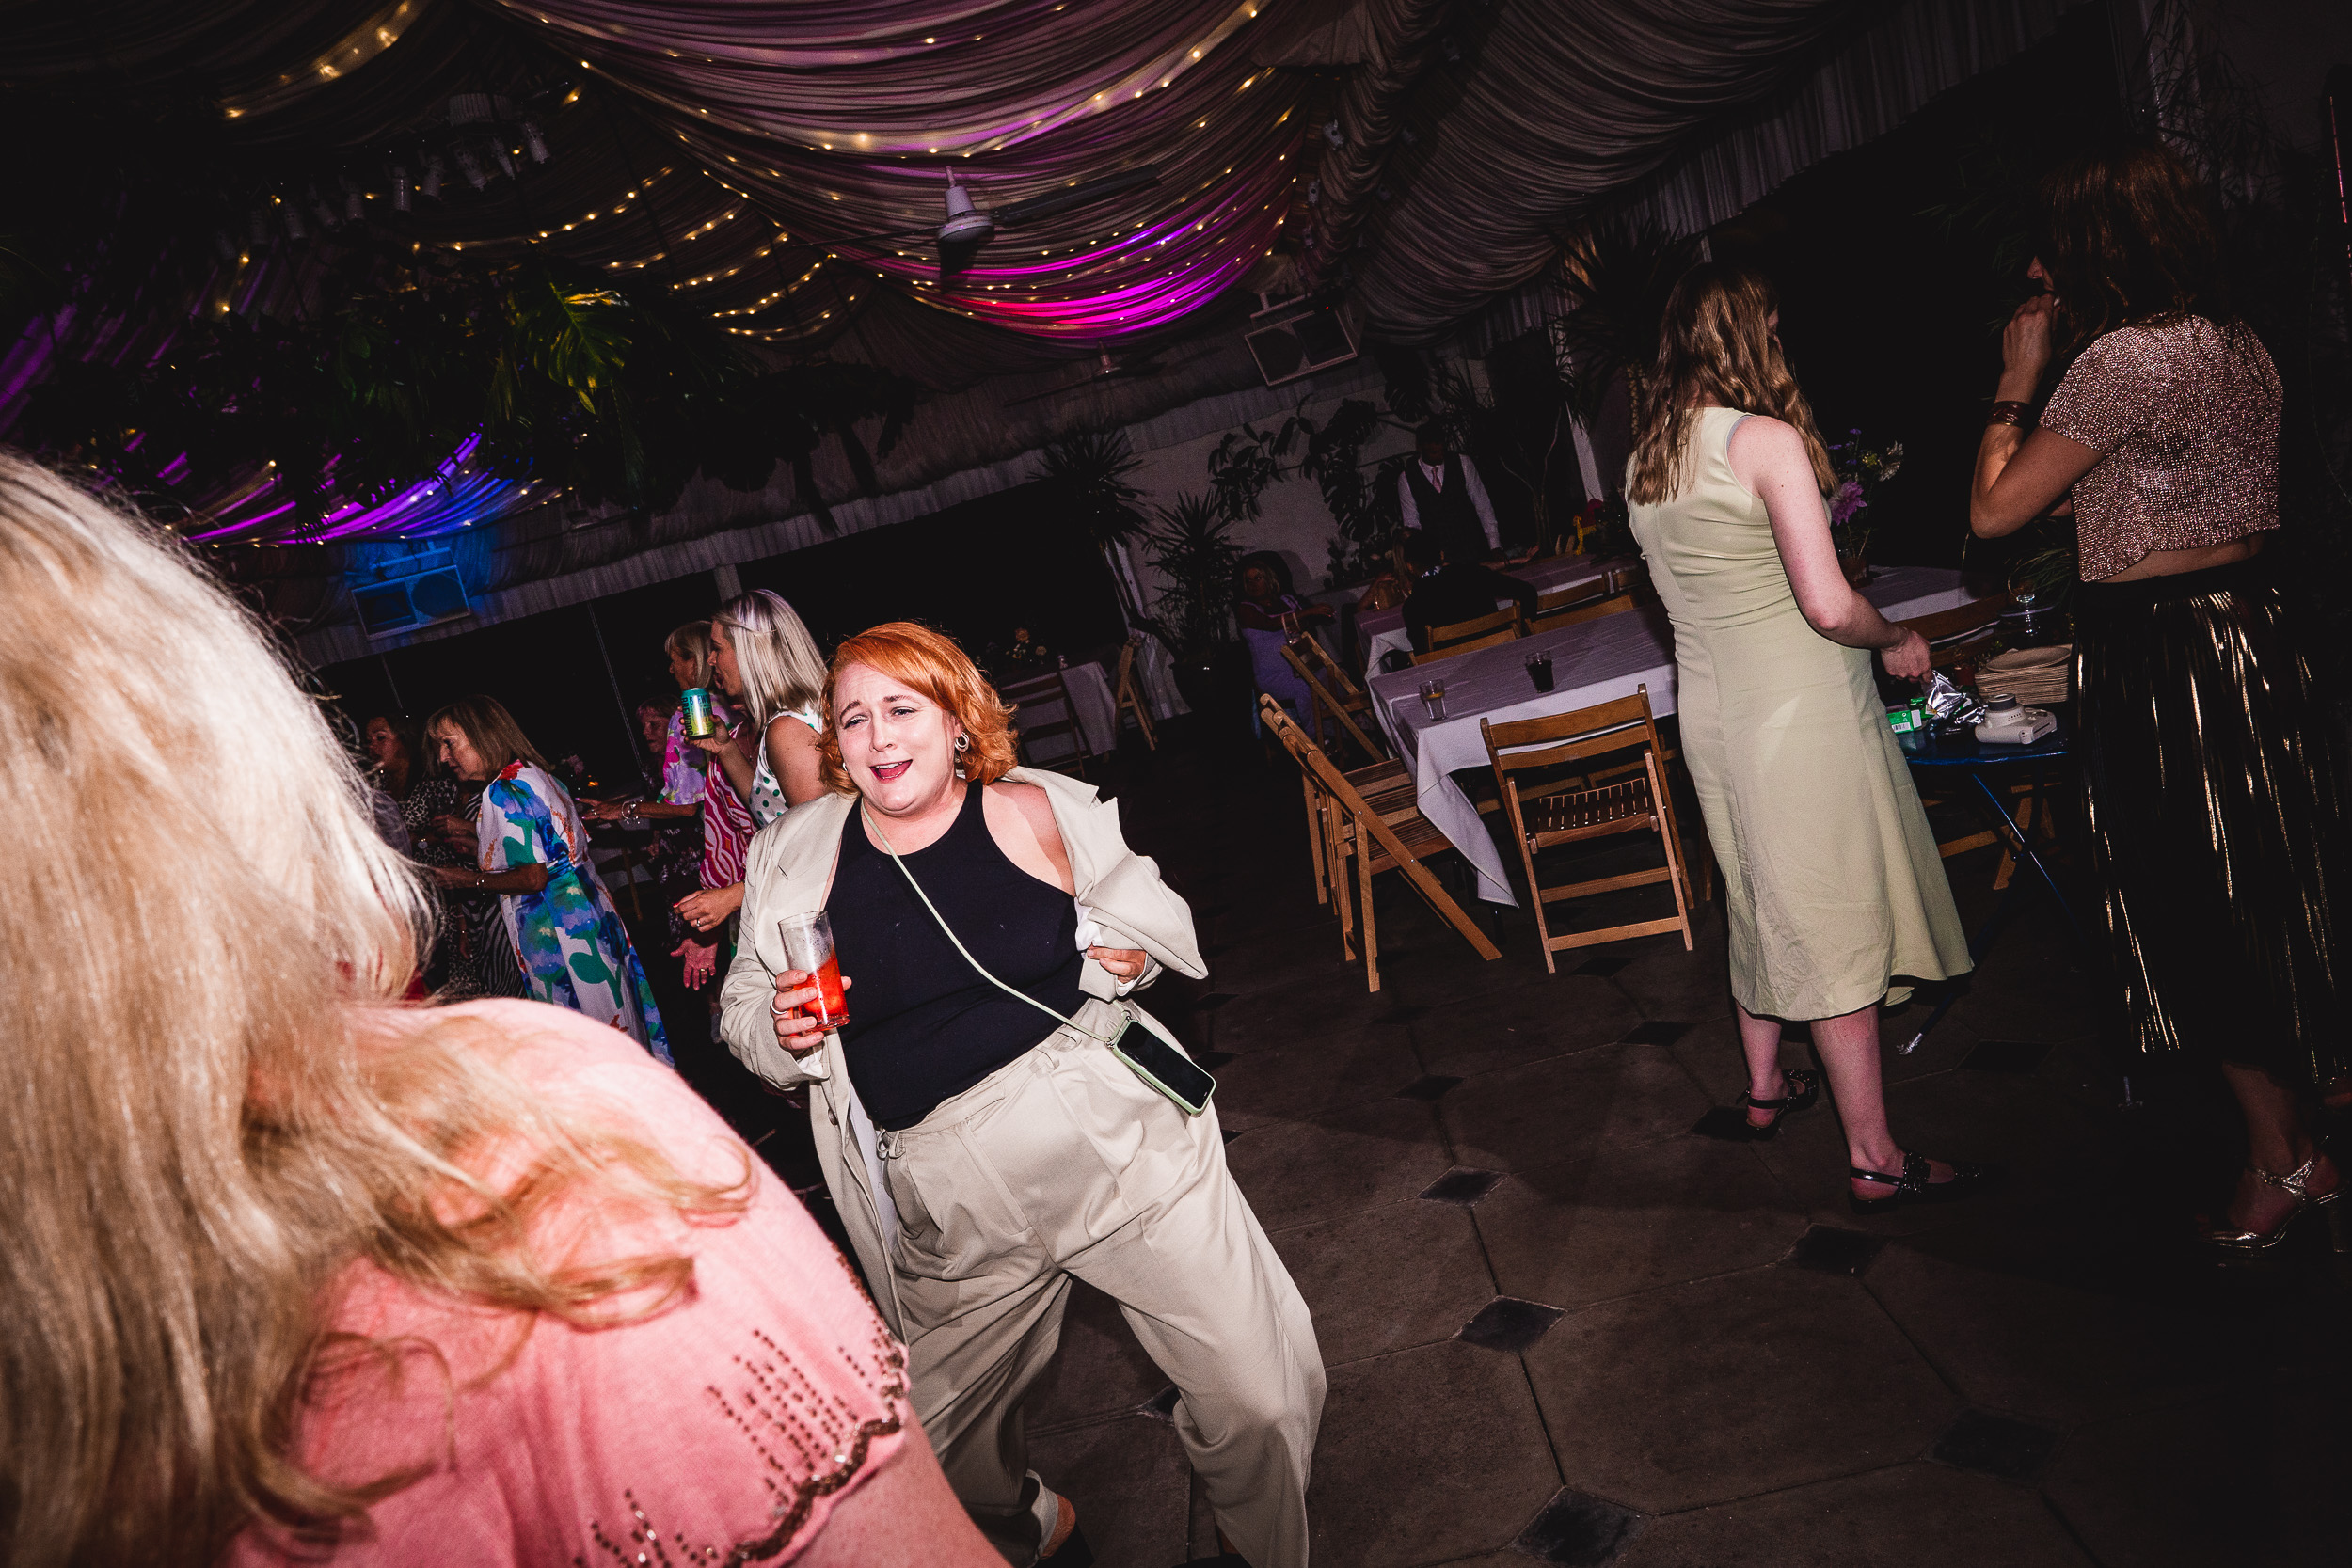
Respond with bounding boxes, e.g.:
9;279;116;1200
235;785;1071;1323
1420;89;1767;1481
477;761;670;1062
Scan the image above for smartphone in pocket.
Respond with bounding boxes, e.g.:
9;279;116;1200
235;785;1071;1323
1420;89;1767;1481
1107;1013;1216;1116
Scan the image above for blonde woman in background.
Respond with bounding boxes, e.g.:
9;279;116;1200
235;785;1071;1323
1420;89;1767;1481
696;587;831;829
583;620;755;990
1625;263;1990;1214
0;453;996;1568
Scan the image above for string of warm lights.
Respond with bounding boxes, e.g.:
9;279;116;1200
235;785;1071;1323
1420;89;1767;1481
515;0;1266;161
221;0;420;119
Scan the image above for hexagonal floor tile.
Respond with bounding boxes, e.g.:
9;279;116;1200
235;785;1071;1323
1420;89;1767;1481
1266;1198;1496;1369
1307;1338;1564;1568
1615;1461;2091;1567
1442;1044;1715;1172
1524;1267;1959;1513
1478;1143;1808;1309
1222;1097;1454;1231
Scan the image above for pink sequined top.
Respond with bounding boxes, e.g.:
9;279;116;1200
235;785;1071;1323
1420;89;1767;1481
223;1001;909;1567
2039;316;2282;580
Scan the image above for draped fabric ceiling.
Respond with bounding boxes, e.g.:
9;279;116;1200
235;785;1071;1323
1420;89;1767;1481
4;0;2059;563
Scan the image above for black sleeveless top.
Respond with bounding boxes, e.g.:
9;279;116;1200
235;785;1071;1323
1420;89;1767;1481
826;784;1088;1130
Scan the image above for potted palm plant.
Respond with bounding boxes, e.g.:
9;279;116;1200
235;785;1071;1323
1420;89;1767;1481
1143;492;1245;716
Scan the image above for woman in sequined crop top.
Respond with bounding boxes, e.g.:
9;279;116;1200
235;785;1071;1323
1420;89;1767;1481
1968;277;2279;580
1966;140;2347;1257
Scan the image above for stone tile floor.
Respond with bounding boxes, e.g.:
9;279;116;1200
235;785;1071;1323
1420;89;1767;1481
715;732;2349;1568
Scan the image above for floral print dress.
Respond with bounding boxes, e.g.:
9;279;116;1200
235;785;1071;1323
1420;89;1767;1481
478;761;670;1062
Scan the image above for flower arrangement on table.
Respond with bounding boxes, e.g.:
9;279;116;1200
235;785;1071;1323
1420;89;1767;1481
983;627;1057;680
1565;494;1635;560
1826;430;1903;579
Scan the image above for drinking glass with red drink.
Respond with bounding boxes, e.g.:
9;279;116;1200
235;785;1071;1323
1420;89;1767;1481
777;910;850;1031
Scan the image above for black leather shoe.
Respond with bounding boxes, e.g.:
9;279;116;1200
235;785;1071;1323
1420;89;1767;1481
1740;1067;1820;1140
1849;1149;2001;1214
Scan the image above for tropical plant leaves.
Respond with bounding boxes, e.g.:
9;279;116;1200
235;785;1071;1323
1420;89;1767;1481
1035;429;1149;548
1145;492;1245;657
1548;218;1702;418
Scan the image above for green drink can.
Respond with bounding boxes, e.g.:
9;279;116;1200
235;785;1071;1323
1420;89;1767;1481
681;686;718;739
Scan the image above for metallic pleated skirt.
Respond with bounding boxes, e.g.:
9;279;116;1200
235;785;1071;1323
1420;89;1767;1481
2074;555;2348;1083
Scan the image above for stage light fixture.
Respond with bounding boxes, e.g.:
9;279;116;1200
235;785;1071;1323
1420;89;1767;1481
523;120;550;163
392;167;412;211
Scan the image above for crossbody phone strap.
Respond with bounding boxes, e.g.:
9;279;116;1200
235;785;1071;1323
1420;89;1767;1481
861;802;1120;1047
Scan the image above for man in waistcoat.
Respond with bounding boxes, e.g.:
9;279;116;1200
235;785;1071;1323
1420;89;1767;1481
1398;421;1503;563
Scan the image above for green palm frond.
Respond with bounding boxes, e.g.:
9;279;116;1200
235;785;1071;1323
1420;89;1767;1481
1037;429;1149;547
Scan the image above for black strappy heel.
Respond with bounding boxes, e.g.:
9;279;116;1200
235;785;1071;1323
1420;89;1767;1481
1740;1068;1820;1140
1849;1149;2001;1214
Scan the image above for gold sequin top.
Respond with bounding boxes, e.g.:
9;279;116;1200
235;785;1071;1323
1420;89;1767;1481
2040;316;2282;581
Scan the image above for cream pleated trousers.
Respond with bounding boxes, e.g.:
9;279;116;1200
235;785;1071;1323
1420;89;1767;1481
876;1020;1324;1567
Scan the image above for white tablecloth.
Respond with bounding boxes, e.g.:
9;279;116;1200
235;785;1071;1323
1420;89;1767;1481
1019;639;1192;764
1014;662;1117;765
1357;554;1619;673
1365;566;1982;904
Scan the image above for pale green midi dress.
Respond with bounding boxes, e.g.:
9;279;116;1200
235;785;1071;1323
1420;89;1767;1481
1628;407;1970;1020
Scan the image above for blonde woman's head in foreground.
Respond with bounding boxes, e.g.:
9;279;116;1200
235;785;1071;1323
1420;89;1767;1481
0;453;739;1567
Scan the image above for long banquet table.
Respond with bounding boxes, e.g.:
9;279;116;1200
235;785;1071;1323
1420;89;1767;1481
1356;553;1624;673
1365;565;1982;904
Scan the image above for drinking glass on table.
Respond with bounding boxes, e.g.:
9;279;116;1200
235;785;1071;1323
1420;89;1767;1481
776;911;850;1031
1417;678;1447;721
1525;651;1555;693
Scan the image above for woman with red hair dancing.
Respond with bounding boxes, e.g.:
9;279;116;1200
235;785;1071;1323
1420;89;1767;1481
723;623;1324;1568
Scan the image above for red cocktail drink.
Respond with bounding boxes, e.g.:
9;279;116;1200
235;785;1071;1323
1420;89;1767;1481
777;911;849;1031
804;950;850;1030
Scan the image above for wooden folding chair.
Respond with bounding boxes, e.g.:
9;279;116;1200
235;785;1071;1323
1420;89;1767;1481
1112;636;1158;751
1002;665;1090;779
1411;605;1525;664
1280;638;1389;766
1262;682;1411;908
1480;688;1695;973
1534;592;1639;633
1528;577;1608;631
1263;697;1500;990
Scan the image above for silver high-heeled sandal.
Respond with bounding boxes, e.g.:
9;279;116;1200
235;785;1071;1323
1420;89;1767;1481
2199;1150;2344;1256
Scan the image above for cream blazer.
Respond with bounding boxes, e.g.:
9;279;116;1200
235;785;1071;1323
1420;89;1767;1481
718;768;1207;1337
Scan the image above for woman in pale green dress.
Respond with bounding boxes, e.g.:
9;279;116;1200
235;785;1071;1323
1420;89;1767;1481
1626;263;1992;1214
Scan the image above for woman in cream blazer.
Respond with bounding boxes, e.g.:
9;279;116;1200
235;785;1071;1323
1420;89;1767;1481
721;624;1322;1568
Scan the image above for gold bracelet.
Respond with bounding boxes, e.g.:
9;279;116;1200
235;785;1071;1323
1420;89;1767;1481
1986;400;2033;429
